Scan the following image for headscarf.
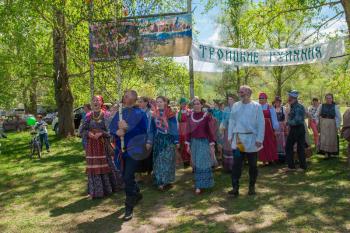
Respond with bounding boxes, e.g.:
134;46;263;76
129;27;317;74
153;106;175;131
259;92;268;99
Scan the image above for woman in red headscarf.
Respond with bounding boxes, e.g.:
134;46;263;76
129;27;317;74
258;93;279;165
81;95;123;198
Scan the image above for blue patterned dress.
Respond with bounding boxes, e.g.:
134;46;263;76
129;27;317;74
147;111;179;186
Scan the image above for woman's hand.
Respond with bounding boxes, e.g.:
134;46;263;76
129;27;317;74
210;144;215;155
186;144;191;154
175;144;180;150
94;132;103;139
88;131;95;139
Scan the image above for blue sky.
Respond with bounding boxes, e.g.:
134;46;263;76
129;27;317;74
175;0;348;72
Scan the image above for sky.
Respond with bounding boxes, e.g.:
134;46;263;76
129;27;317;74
175;0;348;72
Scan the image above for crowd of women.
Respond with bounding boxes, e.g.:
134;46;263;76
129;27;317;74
80;88;346;221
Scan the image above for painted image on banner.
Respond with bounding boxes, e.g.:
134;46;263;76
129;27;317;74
89;13;192;61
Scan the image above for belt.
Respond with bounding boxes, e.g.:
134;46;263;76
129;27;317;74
235;132;253;134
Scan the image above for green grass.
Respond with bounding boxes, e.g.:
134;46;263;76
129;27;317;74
1;130;350;233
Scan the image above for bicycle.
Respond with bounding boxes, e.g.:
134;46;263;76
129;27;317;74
29;131;41;159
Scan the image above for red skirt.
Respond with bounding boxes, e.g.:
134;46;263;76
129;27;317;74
259;118;278;162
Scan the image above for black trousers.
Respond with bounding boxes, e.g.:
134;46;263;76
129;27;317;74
123;156;140;208
231;152;258;189
285;125;307;169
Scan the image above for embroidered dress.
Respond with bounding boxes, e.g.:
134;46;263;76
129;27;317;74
186;112;216;189
82;111;122;198
148;110;179;186
275;107;287;161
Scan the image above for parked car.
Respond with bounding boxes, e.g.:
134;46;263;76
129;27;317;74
3;116;27;132
52;104;112;135
43;112;57;125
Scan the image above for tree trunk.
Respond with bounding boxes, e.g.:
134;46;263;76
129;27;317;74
342;0;350;40
28;79;38;114
275;67;283;97
236;66;241;92
53;7;74;137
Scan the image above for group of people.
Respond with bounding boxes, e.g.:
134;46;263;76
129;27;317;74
81;86;345;221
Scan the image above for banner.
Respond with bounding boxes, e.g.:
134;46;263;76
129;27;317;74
89;13;192;61
191;39;345;67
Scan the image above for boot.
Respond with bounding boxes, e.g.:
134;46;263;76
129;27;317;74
248;184;256;196
124;196;136;221
228;181;239;197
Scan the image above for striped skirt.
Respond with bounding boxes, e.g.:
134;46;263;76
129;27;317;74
191;138;214;189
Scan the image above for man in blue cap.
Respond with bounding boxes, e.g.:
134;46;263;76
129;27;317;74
285;90;307;171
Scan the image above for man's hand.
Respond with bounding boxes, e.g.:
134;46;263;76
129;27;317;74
118;120;128;130
146;144;152;150
116;129;125;137
176;144;180;150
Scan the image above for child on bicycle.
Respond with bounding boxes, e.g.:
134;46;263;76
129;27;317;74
35;115;50;152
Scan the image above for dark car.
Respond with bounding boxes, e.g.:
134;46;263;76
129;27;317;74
3;116;27;132
52;103;112;135
43;112;57;125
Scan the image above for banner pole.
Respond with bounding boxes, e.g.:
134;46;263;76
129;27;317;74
188;0;194;99
115;0;125;152
89;0;94;99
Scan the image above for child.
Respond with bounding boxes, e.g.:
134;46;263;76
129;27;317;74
0;117;7;138
35;115;50;152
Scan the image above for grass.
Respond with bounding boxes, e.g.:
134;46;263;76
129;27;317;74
1;130;350;233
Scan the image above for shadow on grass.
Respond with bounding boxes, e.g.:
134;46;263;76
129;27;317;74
75;210;124;233
50;197;104;217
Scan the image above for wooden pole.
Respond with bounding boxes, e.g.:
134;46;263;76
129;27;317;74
89;0;95;99
188;0;194;99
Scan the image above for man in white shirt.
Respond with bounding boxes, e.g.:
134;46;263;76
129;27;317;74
227;85;265;197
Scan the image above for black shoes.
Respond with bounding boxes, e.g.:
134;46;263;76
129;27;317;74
228;188;239;198
123;207;133;221
123;193;142;221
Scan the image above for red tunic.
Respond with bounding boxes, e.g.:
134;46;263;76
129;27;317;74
178;109;191;163
259;106;278;162
185;112;216;144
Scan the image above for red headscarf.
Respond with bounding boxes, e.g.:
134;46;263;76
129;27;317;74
259;92;268;99
153;106;175;130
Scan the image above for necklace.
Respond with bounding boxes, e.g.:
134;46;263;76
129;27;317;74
92;111;103;122
191;112;207;123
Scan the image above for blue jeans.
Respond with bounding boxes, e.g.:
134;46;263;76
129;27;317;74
122;156;140;208
39;133;50;151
